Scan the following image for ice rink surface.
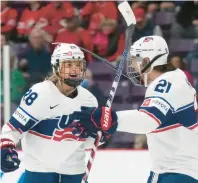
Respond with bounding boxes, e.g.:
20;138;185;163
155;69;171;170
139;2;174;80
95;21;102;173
0;150;151;183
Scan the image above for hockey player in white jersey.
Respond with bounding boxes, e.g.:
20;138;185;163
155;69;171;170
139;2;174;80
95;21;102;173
0;43;117;183
72;36;198;183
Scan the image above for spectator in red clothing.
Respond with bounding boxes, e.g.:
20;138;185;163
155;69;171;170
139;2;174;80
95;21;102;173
168;55;194;86
55;8;93;62
38;2;74;38
80;2;118;28
89;12;124;62
1;1;17;36
17;1;44;39
131;1;146;10
81;2;118;20
89;12;105;36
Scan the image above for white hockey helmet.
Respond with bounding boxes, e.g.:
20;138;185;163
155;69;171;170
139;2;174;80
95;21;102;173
51;43;86;87
127;36;169;86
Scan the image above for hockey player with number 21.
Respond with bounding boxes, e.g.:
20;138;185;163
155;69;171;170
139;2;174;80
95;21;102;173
73;36;198;183
0;43;117;183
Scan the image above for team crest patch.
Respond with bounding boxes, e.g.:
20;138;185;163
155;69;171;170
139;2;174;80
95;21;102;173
142;99;151;106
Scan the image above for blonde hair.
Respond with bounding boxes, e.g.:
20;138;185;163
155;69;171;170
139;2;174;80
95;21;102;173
46;73;59;83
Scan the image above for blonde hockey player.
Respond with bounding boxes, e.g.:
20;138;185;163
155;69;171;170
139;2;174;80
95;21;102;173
73;36;198;183
0;43;117;183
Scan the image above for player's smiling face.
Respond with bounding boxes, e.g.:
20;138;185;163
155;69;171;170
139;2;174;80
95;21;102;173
59;60;84;80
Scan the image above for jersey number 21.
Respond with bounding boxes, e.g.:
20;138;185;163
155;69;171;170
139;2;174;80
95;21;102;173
154;79;172;93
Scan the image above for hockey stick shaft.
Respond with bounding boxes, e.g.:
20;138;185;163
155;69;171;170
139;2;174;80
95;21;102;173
81;2;136;183
79;46;131;80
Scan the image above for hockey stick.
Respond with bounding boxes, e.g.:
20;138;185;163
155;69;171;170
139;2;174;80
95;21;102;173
81;2;136;183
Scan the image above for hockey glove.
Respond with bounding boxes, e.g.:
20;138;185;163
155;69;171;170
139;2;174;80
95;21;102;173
70;106;118;140
0;139;20;173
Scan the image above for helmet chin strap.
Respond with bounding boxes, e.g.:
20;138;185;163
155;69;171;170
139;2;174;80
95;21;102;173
59;79;77;97
142;67;153;87
63;78;83;87
137;61;149;87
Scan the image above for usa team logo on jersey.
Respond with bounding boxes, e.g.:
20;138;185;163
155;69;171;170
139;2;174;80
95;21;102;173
143;37;153;42
52;128;86;141
29;117;86;142
51;117;86;141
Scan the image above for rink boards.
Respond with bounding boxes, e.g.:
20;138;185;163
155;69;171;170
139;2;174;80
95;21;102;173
0;150;151;183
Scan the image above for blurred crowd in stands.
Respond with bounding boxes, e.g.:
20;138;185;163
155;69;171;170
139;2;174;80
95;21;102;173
1;1;198;149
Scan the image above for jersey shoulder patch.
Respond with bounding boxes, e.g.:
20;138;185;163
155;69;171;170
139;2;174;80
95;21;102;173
142;97;171;115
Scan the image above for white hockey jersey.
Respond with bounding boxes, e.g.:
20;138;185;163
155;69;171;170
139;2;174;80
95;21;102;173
138;69;198;179
0;80;98;174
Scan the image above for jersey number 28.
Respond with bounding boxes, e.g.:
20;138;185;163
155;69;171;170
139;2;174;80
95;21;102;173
23;89;38;106
154;79;172;93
